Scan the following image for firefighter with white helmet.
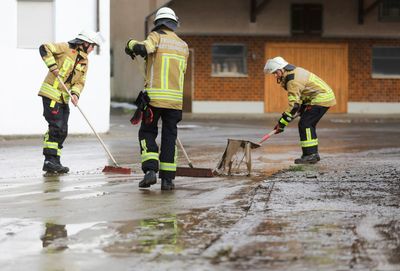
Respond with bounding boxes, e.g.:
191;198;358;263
264;56;336;164
38;30;102;173
125;6;188;190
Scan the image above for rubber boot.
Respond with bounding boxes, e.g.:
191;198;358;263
139;170;157;188
161;178;175;190
55;156;69;173
294;153;320;164
43;160;67;173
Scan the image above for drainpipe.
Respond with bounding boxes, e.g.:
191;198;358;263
144;0;174;37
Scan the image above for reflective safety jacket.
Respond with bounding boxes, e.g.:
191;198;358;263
140;28;189;110
38;42;88;104
281;67;336;115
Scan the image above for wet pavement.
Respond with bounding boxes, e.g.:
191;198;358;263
0;112;399;271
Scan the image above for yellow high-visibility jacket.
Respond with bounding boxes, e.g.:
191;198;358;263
282;67;336;114
133;28;189;110
38;42;88;104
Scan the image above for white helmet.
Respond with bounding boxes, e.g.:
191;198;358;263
264;56;288;74
76;29;103;46
154;7;178;23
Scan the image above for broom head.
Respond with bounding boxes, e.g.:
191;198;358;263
102;166;131;174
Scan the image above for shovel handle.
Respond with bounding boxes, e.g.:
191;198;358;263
56;76;120;167
259;130;277;144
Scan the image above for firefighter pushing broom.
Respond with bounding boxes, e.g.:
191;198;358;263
38;30;102;174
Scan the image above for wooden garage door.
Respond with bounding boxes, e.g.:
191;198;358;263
264;43;348;113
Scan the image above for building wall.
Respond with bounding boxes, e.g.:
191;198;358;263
175;0;400;38
110;0;169;101
183;35;400;113
109;0;400;113
0;0;110;135
349;39;400;102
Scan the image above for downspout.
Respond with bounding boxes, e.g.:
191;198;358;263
144;0;174;37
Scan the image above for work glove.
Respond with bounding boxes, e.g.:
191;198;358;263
125;46;135;60
274;122;285;134
130;91;151;125
125;39;138;59
143;107;154;125
130;106;153;125
130;109;142;125
274;112;293;134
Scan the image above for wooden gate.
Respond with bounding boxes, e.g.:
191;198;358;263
264;43;348;113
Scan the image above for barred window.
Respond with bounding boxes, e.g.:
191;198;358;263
372;47;400;78
212;44;247;77
379;0;400;22
291;4;323;36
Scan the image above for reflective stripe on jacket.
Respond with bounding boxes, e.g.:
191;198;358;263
282;67;336;114
38;42;88;104
141;28;189;110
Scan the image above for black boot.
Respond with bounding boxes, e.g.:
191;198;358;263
43;160;67;173
161;178;175;190
139;170;157;188
55;156;69;173
294;153;320;164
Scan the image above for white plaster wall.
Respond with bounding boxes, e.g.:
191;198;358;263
193;101;264;113
110;0;170;101
0;0;110;136
348;102;400;114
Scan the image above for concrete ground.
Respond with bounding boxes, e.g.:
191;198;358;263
0;112;399;271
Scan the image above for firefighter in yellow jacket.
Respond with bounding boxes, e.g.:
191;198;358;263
38;30;102;173
264;56;336;164
125;7;189;190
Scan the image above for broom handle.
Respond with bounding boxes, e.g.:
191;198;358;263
56;76;120;167
259;130;277;144
176;137;194;168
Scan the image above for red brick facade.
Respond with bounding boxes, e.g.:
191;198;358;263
182;35;400;103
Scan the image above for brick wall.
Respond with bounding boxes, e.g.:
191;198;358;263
182;35;400;103
349;39;400;102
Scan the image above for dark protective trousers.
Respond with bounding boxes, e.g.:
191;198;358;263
138;106;182;180
298;105;329;156
42;97;70;161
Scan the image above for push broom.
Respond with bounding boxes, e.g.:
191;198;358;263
57;76;131;174
176;137;214;177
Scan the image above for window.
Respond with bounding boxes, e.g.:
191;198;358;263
211;44;247;77
379;0;400;21
291;4;323;36
372;47;400;78
17;0;54;49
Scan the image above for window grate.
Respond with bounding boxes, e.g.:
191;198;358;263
211;44;247;77
372;46;400;78
291;4;323;36
379;0;400;22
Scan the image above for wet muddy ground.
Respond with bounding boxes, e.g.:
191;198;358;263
0;113;399;270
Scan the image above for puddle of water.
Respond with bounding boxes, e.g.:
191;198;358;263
0;218;107;264
63;192;106;200
0;218;44;262
103;214;183;255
